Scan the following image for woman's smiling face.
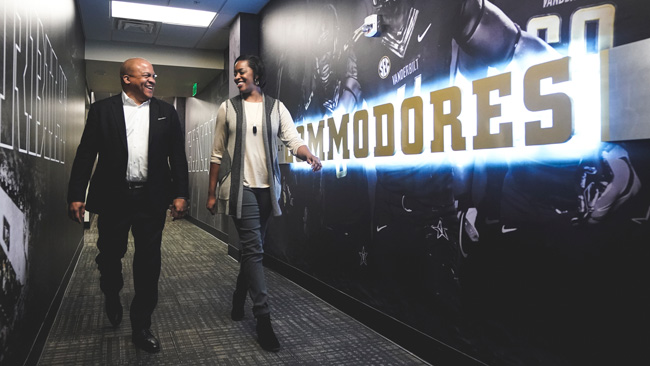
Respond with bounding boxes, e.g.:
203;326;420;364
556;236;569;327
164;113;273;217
233;60;258;94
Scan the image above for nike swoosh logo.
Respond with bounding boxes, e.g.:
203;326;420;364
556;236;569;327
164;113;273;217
376;225;388;232
417;23;432;42
501;225;517;234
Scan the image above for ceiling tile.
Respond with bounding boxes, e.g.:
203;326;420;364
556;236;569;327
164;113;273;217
221;0;268;14
210;9;238;29
168;0;227;12
111;28;159;44
78;0;113;41
155;23;206;48
195;27;229;50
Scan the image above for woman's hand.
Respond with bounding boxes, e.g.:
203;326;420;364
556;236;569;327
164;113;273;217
206;194;217;215
306;154;322;172
296;145;322;172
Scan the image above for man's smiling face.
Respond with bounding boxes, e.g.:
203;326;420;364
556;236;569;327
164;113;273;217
122;58;156;104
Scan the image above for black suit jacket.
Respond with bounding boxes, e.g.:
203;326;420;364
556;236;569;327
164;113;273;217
67;94;189;214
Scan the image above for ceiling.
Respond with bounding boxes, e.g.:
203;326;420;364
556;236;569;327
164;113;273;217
77;0;270;100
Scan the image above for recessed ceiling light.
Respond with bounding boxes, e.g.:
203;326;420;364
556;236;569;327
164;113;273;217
111;1;216;28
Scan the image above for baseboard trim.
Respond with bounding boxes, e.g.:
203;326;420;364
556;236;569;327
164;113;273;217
23;235;85;366
185;216;229;243
262;254;484;366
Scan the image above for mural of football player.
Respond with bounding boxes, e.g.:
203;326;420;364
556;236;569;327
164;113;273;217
349;0;562;347
460;1;650;363
263;0;649;361
264;0;561;350
265;1;374;293
270;2;363;121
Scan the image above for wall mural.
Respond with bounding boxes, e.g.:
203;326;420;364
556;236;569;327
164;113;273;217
186;72;230;231
259;0;650;364
0;0;85;363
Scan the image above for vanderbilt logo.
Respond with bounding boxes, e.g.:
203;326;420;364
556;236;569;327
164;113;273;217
378;56;391;79
391;58;419;85
543;0;575;7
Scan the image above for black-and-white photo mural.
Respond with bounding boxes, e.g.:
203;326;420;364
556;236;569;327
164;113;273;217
0;0;86;363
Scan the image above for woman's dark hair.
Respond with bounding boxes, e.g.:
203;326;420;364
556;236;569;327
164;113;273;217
235;54;266;88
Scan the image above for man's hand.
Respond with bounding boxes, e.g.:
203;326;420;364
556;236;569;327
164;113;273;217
170;198;188;220
206;195;217;215
68;201;86;224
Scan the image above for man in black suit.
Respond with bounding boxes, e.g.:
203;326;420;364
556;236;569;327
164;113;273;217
67;58;189;353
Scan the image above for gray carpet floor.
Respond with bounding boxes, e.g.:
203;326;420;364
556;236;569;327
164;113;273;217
37;215;427;365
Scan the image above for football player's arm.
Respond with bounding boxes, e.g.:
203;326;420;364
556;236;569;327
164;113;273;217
338;50;361;112
456;0;557;69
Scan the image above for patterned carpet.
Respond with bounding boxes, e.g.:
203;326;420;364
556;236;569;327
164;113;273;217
37;215;427;365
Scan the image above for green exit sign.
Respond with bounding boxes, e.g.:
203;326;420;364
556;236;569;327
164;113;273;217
192;83;198;96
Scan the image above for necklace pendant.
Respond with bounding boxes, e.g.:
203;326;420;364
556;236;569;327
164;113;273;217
253;125;257;134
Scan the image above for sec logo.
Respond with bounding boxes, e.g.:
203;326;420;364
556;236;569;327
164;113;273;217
378;56;391;79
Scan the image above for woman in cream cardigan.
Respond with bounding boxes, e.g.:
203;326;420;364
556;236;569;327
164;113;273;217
206;55;321;352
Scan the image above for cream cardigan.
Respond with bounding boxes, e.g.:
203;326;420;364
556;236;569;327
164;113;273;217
210;94;305;218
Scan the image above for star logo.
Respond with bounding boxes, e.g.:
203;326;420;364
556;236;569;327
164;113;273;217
632;205;650;224
359;246;368;266
432;219;449;240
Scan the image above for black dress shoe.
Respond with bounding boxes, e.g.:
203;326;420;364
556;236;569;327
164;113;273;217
231;290;246;321
105;294;122;328
256;314;280;352
132;329;161;353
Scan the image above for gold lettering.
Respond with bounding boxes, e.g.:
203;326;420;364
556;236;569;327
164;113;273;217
278;58;575;165
524;57;572;145
306;119;325;160
401;96;423;155
353;109;369;158
430;86;465;152
374;103;395;157
328;114;350;160
473;73;513;149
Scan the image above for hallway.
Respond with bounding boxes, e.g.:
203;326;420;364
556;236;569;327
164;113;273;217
36;216;426;365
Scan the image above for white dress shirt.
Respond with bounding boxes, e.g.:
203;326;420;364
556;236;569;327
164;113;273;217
122;92;150;182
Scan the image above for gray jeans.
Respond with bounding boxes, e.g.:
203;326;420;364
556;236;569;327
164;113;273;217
233;186;272;317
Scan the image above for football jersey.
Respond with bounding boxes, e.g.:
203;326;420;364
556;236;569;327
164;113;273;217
354;0;463;104
352;1;466;213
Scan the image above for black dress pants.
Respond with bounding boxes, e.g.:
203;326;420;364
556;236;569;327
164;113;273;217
95;188;167;331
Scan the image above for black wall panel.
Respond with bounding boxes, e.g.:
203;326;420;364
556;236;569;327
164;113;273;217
0;0;87;364
255;0;650;364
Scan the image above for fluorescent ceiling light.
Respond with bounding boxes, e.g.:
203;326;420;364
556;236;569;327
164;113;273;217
111;1;216;28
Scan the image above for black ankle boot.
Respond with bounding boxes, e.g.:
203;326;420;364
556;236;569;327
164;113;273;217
105;294;122;327
256;314;280;352
231;290;246;321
